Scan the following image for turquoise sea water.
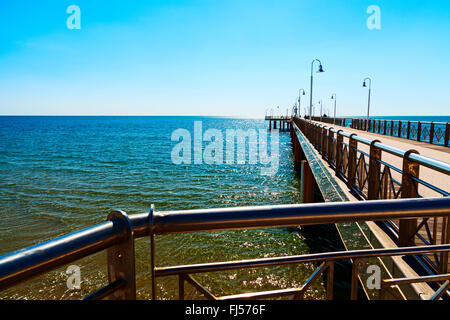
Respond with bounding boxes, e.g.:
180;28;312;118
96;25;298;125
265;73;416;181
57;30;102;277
0;116;328;299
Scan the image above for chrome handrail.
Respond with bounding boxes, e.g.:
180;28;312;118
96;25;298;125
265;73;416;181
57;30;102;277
1;197;450;298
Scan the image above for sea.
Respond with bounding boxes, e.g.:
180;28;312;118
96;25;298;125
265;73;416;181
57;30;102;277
0;116;321;300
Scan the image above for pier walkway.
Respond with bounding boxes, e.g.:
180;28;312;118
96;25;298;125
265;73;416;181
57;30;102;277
309;121;449;252
282;116;450;299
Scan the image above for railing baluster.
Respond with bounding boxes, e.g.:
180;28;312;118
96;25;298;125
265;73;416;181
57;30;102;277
106;210;136;300
368;140;382;200
440;217;450;274
347;134;358;190
417;121;422;141
445;123;450;147
429;122;435;144
350;259;361;300
407;121;411;140
149;204;157;300
398;150;420;247
179;274;185;300
326;261;334;300
335;130;343;176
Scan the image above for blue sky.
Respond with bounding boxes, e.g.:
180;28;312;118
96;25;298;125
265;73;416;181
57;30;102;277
0;0;449;117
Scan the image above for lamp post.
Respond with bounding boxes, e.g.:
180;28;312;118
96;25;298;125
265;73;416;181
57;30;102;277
331;94;337;125
298;89;306;117
362;77;372;130
309;59;325;122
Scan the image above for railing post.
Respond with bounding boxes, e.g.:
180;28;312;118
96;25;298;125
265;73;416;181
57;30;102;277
384;120;387;135
321;126;327;156
440;217;450;273
445;123;450;147
398;121;402;138
417;122;422;141
179;275;185;300
321;126;327;158
335;130;343;176
149;204;157;300
391;120;394;136
326;261;334;300
347;134;358;190
328;128;334;165
398;150;420;247
294;132;303;171
407;121;411;140
429;122;435;144
317;125;322;152
350;258;361;300
301;160;314;203
368;140;381;200
106;210;136;300
312;124;317;148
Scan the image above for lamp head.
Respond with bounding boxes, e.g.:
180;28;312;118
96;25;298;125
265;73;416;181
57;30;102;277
317;64;324;73
363;81;367;88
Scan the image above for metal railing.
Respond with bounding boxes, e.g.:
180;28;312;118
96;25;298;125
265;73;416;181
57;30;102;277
292;117;450;274
265;116;291;120
310;116;347;127
310;117;450;147
1;198;450;300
